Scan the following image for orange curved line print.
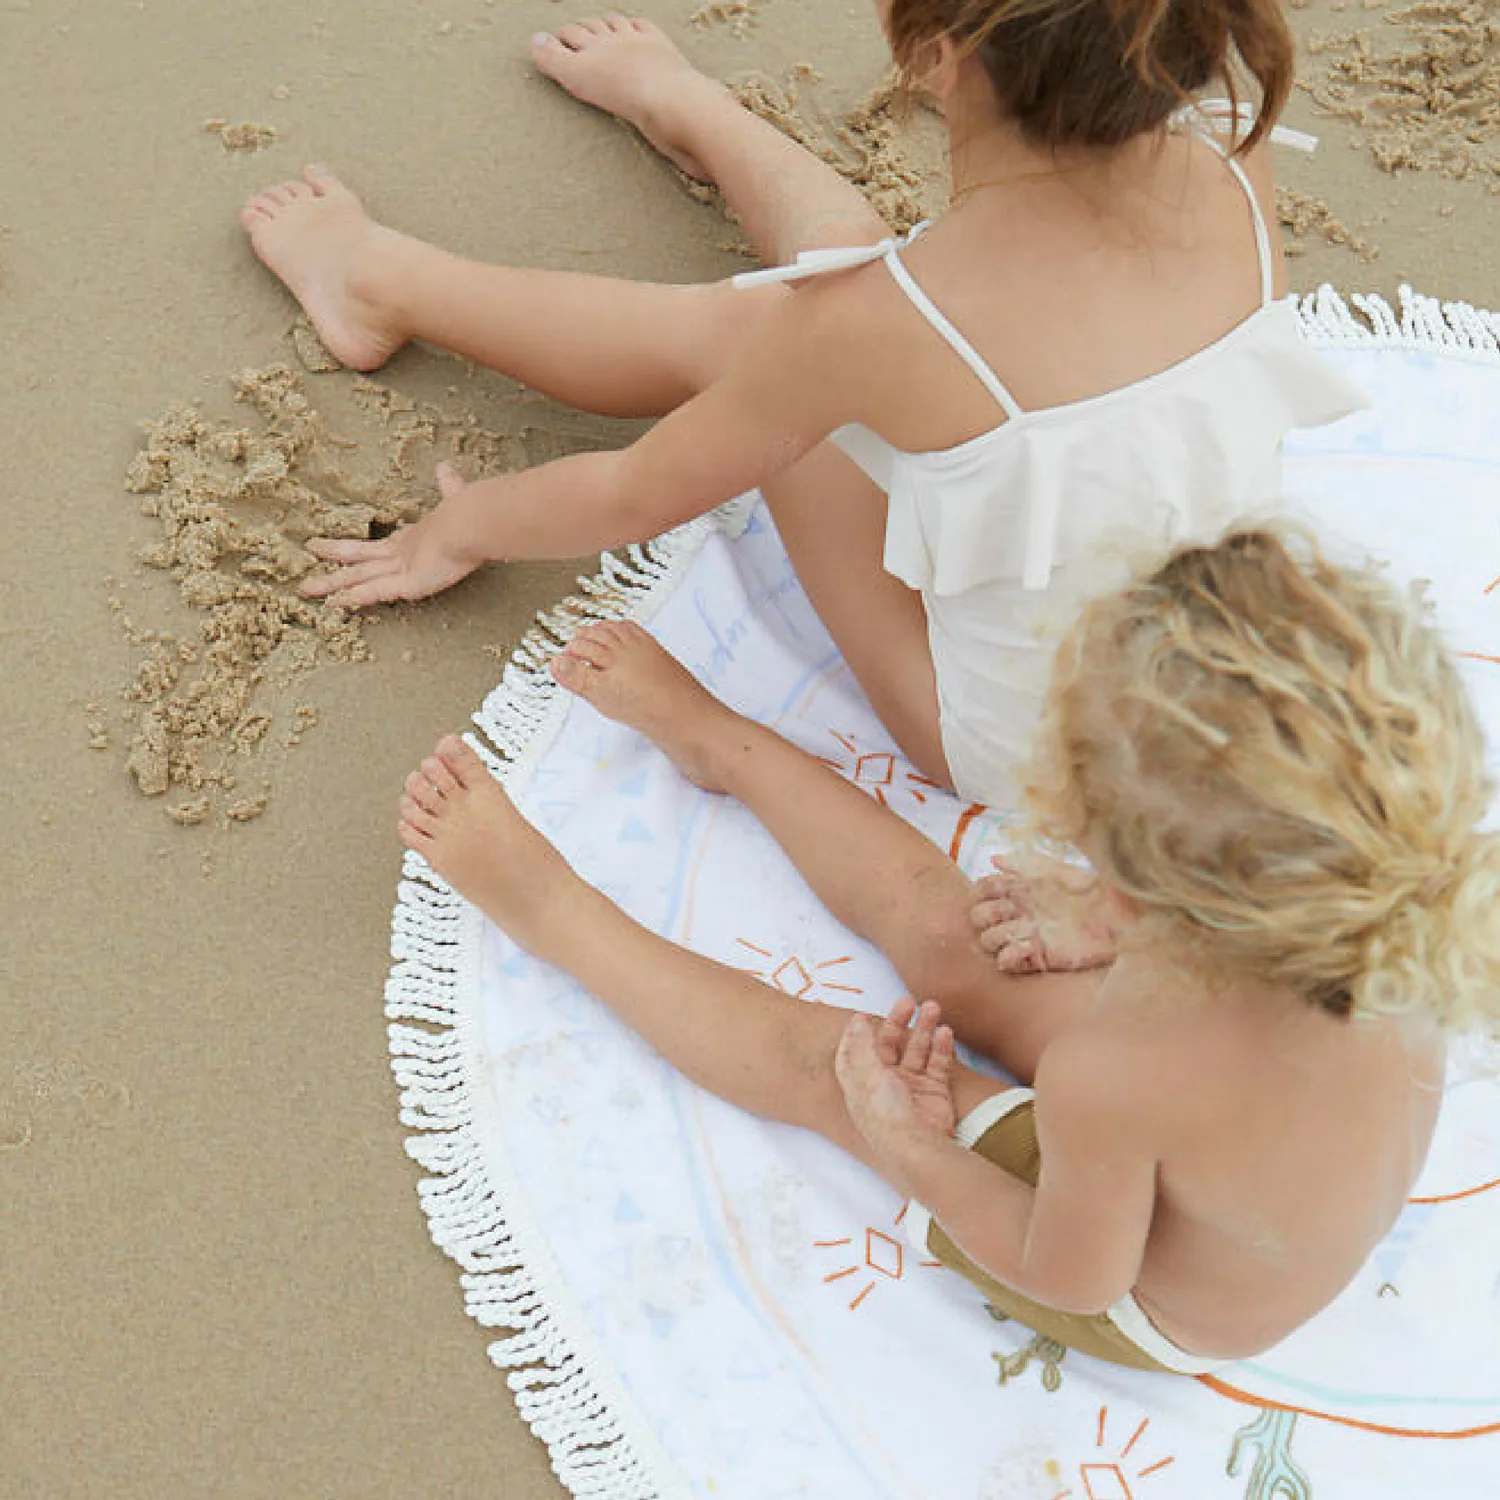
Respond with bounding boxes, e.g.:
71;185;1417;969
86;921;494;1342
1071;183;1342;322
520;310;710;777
1195;1377;1500;1441
1408;1173;1500;1206
948;803;986;863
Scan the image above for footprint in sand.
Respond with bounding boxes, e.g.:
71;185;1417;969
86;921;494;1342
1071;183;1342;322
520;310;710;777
0;1062;132;1154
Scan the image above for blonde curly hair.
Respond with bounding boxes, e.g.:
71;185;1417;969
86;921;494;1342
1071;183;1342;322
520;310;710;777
1023;526;1500;1033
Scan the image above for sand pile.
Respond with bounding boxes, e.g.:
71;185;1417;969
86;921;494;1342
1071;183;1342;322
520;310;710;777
107;358;584;830
734;71;946;233
1304;0;1500;183
691;1;766;39
1276;186;1378;258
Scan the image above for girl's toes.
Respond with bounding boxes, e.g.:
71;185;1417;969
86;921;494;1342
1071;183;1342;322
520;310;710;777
406;769;446;815
436;734;488;788
565;626;613;668
422;754;459;797
552;654;599;700
400;794;436;837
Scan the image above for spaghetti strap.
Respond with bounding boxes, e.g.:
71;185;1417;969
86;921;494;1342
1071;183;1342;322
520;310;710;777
1177;101;1284;308
882;247;1026;421
1218;153;1276;308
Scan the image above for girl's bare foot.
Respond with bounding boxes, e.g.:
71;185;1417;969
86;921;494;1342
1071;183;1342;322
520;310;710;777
400;736;569;928
548;620;739;792
240;166;409;372
531;16;727;182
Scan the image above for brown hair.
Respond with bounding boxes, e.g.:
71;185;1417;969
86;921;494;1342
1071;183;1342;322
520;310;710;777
1023;527;1500;1034
887;0;1295;154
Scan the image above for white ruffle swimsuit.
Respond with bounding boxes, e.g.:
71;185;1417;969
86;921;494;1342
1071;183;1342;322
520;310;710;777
734;108;1369;806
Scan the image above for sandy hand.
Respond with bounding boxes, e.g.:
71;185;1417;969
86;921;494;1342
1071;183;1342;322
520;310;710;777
302;462;485;608
835;998;958;1155
970;856;1118;975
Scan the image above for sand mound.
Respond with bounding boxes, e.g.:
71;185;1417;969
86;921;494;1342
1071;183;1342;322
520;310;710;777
1304;0;1500;183
108;359;594;830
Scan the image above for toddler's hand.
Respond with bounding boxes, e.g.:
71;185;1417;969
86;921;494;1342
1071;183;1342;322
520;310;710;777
302;462;485;608
835;997;957;1154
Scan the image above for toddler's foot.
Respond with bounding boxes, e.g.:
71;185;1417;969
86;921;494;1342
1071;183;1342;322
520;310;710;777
549;620;738;792
531;17;726;181
400;736;567;926
240;166;408;372
971;857;1119;975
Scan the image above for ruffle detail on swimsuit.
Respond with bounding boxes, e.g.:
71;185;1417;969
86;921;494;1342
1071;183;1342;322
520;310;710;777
846;299;1368;600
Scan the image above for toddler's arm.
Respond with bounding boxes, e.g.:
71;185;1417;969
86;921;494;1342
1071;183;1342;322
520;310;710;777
850;1029;1157;1316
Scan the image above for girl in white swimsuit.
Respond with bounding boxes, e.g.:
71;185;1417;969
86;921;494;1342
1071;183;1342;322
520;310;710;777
240;4;1365;803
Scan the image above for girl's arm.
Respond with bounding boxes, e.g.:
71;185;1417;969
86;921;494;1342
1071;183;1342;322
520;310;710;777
303;278;868;608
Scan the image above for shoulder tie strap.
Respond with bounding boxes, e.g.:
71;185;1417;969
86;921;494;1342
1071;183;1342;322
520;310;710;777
730;239;898;290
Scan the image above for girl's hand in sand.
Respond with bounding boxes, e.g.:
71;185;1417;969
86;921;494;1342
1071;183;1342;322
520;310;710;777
302;462;486;608
835;998;958;1153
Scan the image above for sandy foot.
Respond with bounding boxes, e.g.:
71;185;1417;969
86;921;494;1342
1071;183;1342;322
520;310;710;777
240;166;407;372
549;620;735;791
971;858;1119;975
531;16;722;181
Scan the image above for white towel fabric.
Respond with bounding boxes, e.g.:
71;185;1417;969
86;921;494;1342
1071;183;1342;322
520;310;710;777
388;289;1500;1500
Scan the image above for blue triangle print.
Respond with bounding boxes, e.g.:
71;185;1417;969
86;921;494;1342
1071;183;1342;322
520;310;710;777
620;815;655;844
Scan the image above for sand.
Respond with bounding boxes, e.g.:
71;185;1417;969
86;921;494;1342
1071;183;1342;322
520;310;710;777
2;3;1495;1498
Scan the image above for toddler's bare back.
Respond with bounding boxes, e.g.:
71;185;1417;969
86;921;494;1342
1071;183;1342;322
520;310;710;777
1083;956;1444;1358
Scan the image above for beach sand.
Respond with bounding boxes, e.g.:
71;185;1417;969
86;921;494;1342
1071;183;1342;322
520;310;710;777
2;2;1495;1496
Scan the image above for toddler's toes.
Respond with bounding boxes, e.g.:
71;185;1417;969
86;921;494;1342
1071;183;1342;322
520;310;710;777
977;917;1035;955
993;940;1042;975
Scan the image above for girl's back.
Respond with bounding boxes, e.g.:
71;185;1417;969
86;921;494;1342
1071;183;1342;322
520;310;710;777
804;108;1364;803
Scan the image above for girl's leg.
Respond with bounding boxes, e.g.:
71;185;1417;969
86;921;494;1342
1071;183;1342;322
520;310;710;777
240;18;888;406
401;736;1006;1155
761;444;950;788
551;621;1103;1085
241;169;769;414
531;16;890;263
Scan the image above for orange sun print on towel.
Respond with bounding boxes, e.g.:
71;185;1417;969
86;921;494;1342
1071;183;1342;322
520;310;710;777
734;939;865;1000
816;730;943;810
813;1202;943;1311
1457;570;1500;669
1048;1406;1177;1500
